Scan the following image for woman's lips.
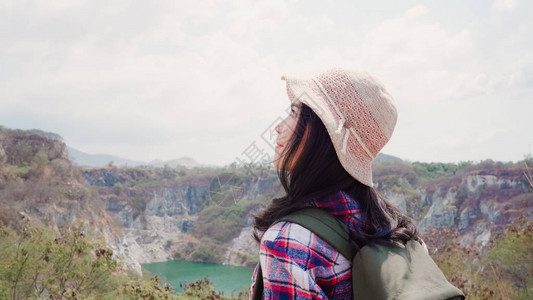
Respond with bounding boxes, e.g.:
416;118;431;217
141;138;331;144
276;143;284;149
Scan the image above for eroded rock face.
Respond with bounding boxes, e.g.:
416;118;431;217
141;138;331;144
474;221;491;246
415;171;532;251
459;207;478;231
106;214;199;265
96;182;208;265
464;174;519;193
104;185;206;228
82;168;150;187
105;200;128;211
223;226;257;267
103;228;142;274
465;175;499;193
0;144;6;164
479;201;501;223
419;188;459;232
384;191;407;213
146;186;205;217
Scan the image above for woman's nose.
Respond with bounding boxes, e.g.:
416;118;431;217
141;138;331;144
275;123;282;134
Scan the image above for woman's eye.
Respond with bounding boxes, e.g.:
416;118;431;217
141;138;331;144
290;108;297;116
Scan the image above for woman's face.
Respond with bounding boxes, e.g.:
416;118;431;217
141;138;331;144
274;102;307;170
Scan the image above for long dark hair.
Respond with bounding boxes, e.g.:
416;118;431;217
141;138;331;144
253;103;420;248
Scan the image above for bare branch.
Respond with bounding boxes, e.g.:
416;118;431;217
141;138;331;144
524;161;533;187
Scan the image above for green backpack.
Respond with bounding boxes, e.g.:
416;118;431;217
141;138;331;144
252;208;465;300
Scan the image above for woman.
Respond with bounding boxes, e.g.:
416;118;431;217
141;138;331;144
250;69;420;299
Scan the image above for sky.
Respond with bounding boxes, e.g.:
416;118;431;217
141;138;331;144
1;0;532;166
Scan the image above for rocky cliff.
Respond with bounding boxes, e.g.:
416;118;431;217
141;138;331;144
81;167;280;268
82;167;208;264
375;166;532;248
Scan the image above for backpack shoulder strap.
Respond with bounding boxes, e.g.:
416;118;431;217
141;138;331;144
278;207;356;260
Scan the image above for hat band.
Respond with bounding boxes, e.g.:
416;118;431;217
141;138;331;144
349;127;375;159
311;77;375;160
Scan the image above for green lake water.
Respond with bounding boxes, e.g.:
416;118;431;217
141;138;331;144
142;260;255;296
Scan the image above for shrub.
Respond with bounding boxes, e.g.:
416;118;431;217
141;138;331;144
51;158;73;179
165;239;173;249
191;239;220;262
412;161;470;182
6;165;32;179
484;216;533;299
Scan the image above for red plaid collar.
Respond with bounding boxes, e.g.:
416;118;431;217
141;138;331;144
306;190;362;234
310;190;360;215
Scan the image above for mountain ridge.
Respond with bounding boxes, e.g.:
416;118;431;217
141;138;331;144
67;146;202;169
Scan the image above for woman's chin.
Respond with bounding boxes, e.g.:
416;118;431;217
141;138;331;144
273;156;284;170
273;160;280;170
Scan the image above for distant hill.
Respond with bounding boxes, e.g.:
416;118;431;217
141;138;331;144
69;145;399;168
373;152;403;164
147;157;201;169
67;146;202;168
67;147;145;167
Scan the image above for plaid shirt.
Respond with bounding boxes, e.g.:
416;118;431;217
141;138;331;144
250;190;361;299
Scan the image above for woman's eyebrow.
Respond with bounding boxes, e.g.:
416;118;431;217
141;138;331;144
291;103;302;109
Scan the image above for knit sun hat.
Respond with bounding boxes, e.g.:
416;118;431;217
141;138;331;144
281;68;397;187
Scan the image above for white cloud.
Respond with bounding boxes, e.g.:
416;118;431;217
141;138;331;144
357;6;477;102
305;14;334;33
226;0;288;36
492;0;518;13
